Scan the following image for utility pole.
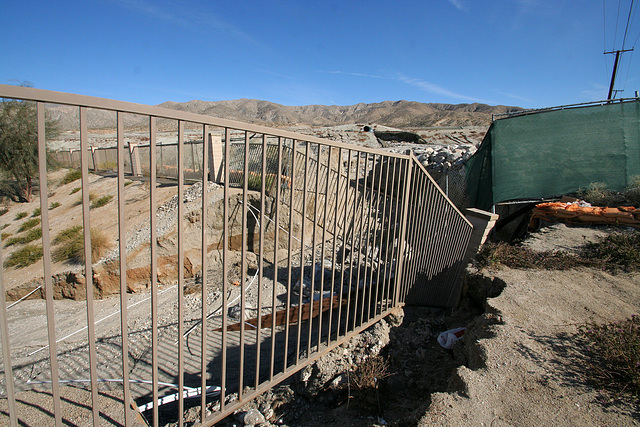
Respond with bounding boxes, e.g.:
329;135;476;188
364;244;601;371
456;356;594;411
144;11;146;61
605;48;634;100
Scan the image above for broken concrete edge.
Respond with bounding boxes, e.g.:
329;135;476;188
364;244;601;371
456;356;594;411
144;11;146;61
463;208;499;263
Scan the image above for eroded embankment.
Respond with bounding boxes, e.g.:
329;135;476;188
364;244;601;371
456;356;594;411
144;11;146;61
191;270;507;427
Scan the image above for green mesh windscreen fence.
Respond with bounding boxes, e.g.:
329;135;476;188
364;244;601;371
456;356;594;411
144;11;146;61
466;100;640;210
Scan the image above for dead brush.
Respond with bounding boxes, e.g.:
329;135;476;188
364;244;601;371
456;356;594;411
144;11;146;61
346;355;392;412
577;315;640;399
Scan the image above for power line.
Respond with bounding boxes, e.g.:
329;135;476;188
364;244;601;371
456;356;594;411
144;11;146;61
614;0;622;49
622;0;636;47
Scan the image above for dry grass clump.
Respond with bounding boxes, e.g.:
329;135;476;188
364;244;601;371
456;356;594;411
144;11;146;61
90;194;113;209
18;217;41;232
14;212;27;220
4;244;42;268
52;226;111;264
4;227;41;247
59;169;82;186
577;177;640;207
577;315;640;399
0;208;7;217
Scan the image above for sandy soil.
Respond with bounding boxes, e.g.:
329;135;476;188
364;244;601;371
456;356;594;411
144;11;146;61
418;224;640;427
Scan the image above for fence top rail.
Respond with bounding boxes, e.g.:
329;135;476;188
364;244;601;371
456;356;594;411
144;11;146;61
0;84;407;159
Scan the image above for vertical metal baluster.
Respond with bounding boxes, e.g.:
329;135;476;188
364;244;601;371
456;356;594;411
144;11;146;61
317;146;332;348
404;170;422;300
368;154;384;321
0;237;15;427
307;144;320;356
377;157;395;315
116;112;131;426
337;149;351;338
198;125;209;420
149;117;159;427
269;137;282;380
79;107;100;425
358;153;371;326
346;152;362;332
38;102;61;426
328;147;341;345
395;157;413;307
239;131;249;397
283;140;296;370
177;121;185;426
219;128;231;416
255;134;267;389
385;158;402;312
296;142;309;364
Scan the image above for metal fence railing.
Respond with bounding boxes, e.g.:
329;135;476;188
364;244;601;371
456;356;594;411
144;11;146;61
0;84;472;426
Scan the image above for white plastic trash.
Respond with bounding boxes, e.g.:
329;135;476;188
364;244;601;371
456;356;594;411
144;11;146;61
437;327;466;349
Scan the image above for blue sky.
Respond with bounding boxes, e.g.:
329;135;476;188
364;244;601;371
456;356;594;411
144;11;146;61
1;0;639;109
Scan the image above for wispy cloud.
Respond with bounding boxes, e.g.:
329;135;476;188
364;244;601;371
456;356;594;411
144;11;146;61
318;70;486;103
447;0;468;12
110;0;258;45
318;70;385;79
496;91;534;105
581;83;609;102
396;74;487;103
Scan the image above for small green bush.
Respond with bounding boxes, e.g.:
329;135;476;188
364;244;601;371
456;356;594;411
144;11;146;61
1;232;10;241
70;187;81;195
578;315;640;398
90;194;113;209
49;201;61;210
1;224;8;230
4;245;43;268
0;208;7;217
18;218;41;232
60;169;82;185
15;212;27;220
32;208;41;217
4;227;42;247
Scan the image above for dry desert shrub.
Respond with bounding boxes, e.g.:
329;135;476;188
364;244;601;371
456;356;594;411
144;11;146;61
578;315;640;399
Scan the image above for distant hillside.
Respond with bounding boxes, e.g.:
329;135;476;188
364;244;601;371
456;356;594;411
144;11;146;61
156;99;524;127
47;99;524;130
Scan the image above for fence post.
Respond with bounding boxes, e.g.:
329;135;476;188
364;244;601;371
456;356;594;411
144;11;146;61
209;133;224;183
394;151;414;306
128;143;142;177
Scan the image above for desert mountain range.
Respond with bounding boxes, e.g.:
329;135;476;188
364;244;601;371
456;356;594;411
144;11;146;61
48;99;524;130
157;99;524;127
